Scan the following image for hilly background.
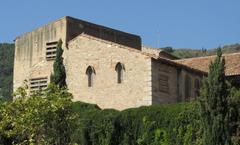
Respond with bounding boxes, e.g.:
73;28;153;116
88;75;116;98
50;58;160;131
161;43;240;58
0;43;240;101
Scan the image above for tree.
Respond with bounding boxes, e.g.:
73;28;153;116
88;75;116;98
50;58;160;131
199;48;231;145
0;43;14;101
0;84;75;144
161;46;174;53
228;88;240;144
50;39;67;88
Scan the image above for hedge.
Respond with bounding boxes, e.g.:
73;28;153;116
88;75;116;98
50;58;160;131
71;102;203;145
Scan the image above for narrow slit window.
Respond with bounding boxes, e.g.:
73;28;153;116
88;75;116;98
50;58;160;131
115;62;125;84
185;75;191;101
86;66;95;87
194;79;200;97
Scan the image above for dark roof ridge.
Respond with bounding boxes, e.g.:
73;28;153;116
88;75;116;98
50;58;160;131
68;33;157;59
65;16;140;37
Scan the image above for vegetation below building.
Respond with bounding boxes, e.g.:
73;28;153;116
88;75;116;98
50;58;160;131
0;43;14;101
0;84;203;144
0;84;239;145
0;43;240;144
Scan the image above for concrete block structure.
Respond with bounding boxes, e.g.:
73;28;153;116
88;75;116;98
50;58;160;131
16;16;237;110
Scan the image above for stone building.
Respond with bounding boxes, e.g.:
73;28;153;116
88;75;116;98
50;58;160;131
175;53;240;87
14;16;223;110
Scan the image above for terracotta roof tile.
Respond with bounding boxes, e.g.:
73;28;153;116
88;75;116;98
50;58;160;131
174;53;240;76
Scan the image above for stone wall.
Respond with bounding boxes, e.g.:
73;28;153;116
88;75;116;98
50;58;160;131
151;59;179;104
151;59;202;104
14;17;67;91
142;46;161;57
14;16;142;93
142;46;178;60
14;16;204;110
178;69;202;101
66;34;152;110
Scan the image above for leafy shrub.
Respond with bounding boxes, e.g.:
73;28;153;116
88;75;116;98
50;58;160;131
0;84;207;145
0;84;75;144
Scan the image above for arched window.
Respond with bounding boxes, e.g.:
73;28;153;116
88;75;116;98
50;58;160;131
185;74;191;101
86;66;95;87
194;79;200;97
115;62;125;84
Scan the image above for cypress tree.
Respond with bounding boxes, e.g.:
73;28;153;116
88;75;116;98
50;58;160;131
199;48;231;145
50;39;67;88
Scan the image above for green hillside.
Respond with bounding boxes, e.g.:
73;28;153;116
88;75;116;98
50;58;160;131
0;43;14;101
161;43;240;58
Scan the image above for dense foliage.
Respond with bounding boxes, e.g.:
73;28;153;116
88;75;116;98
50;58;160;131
0;84;75;144
1;42;240;144
1;87;239;145
228;88;240;145
0;59;240;144
50;39;67;88
0;43;14;101
199;48;231;145
71;102;202;145
0;88;203;145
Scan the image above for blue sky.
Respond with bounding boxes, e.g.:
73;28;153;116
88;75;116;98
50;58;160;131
0;0;239;49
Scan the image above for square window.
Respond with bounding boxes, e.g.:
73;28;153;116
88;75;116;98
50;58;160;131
29;77;48;94
46;41;58;61
158;75;169;93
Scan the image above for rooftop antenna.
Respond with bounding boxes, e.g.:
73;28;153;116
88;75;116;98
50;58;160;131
156;29;161;49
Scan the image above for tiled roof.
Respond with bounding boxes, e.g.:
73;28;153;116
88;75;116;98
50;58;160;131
174;53;240;76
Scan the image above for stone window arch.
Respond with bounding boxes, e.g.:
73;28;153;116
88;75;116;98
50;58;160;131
86;66;95;87
185;74;191;101
115;62;125;84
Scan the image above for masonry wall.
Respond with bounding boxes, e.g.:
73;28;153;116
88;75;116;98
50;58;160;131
13;16;204;109
14;18;67;91
141;46;178;60
151;60;179;104
66;34;152;110
151;59;202;104
178;69;202;101
142;46;161;57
